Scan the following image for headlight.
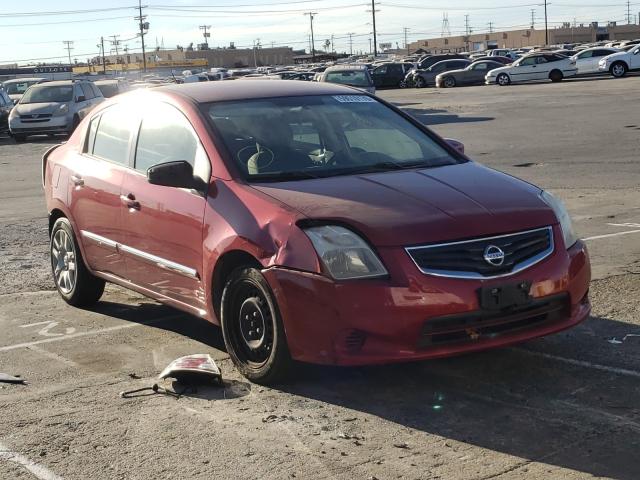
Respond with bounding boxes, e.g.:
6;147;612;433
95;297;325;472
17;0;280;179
540;191;578;248
53;104;69;116
304;225;388;280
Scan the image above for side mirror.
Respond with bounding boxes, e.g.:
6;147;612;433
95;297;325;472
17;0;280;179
76;95;86;103
147;161;197;189
445;138;465;155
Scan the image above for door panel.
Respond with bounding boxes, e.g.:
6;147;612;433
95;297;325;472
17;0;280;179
120;102;210;310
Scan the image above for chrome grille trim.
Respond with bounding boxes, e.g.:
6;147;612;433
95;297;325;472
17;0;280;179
405;226;555;280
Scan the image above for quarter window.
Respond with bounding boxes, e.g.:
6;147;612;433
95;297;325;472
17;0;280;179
92;107;135;164
80;83;94;100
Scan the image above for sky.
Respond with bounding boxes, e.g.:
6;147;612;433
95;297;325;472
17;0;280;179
0;0;637;65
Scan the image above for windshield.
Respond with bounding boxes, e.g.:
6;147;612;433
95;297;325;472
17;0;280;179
20;85;73;104
324;71;371;87
4;80;40;95
206;95;462;182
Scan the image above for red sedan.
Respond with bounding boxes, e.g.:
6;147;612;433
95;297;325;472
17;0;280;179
43;81;591;383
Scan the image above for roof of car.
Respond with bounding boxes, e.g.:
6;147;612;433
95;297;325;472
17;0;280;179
324;64;369;71
157;80;360;103
31;80;78;87
2;77;47;84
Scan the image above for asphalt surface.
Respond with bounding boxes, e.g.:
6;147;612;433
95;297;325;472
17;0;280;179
0;77;639;480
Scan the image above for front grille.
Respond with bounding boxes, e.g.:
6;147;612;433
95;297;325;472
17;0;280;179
20;114;52;121
406;227;554;279
418;294;569;348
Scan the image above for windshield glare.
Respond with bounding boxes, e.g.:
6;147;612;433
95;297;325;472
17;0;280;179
206;95;461;182
20;85;73;104
324;71;371;87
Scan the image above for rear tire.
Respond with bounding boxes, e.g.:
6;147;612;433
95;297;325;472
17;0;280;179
50;218;105;307
497;73;511;86
414;76;426;88
549;70;563;82
443;76;456;88
221;267;292;384
13;134;26;143
610;62;628;78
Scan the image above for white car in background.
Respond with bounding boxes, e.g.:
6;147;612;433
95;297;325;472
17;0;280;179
598;45;640;77
571;47;620;74
486;52;577;86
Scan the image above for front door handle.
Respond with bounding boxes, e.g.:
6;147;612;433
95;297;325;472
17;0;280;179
71;174;84;187
121;193;140;210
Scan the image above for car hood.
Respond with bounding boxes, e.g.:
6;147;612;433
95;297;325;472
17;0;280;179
252;162;558;247
15;102;64;115
601;51;629;61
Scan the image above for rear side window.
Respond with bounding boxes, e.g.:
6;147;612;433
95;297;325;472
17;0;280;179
90;83;103;98
80;83;94;100
92;107;135;164
135;103;199;173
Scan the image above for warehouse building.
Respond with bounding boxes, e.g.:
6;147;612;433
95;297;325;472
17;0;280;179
409;23;640;54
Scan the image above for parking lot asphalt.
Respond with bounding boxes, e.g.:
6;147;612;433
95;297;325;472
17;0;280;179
1;78;639;480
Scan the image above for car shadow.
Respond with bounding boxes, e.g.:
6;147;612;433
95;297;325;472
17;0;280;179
401;107;494;126
273;314;640;480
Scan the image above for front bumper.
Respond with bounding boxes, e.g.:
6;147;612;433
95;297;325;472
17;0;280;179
264;232;591;366
9;114;72;135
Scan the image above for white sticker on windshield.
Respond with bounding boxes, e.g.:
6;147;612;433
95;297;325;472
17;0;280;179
332;95;376;103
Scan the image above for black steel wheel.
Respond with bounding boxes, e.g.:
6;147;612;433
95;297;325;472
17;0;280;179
221;267;292;384
414;76;426;88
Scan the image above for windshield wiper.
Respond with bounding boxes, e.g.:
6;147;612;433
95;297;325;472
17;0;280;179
355;161;433;173
250;170;322;182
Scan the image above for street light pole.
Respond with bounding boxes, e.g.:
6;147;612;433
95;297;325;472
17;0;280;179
544;0;549;45
304;12;317;61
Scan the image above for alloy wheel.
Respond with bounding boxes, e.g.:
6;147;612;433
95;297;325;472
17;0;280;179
51;228;77;294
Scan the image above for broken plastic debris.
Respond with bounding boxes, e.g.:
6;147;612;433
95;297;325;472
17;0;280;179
158;354;222;386
607;334;640;345
0;373;25;384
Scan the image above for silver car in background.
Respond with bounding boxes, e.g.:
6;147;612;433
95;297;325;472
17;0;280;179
317;65;376;94
8;80;104;141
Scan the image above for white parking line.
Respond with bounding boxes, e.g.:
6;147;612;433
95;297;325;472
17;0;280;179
584;229;640;241
0;314;183;353
0;441;63;480
26;345;80;368
514;348;640;379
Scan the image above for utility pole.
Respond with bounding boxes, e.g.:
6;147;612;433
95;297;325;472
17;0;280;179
369;37;372;55
347;32;355;55
403;27;410;55
100;36;106;74
199;25;211;48
626;0;632;24
303;12;317;61
488;22;494;33
109;35;120;72
530;9;536;29
253;38;260;68
135;0;148;73
464;14;471;52
544;0;549;45
331;34;335;53
367;0;379;57
62;40;74;66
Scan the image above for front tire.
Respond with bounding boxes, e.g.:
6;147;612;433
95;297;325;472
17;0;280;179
414;76;426;88
443;76;456;88
220;267;292;384
497;73;511;86
50;218;105;306
13;134;26;143
549;70;563;82
610;62;628;78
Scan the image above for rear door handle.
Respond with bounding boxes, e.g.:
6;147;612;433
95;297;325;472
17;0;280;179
71;174;84;187
121;193;140;210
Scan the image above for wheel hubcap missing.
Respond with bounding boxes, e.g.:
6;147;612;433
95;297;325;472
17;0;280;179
239;298;267;350
51;229;76;294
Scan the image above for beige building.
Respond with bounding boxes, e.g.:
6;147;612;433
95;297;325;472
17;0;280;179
185;47;294;68
92;47;294;69
409;23;640;54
